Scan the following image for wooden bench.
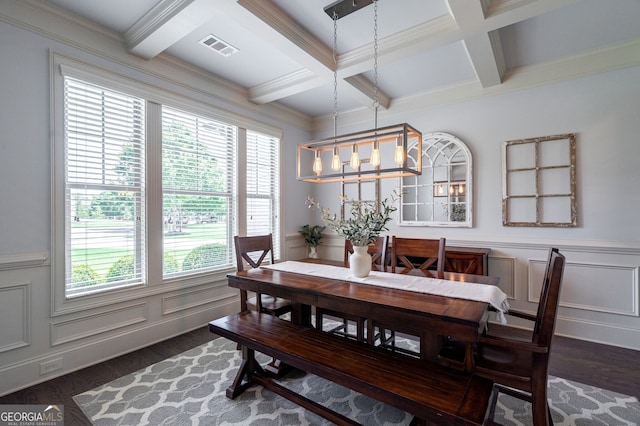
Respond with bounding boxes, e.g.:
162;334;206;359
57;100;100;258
209;311;494;426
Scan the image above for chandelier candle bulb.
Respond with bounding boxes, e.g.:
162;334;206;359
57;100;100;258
370;140;381;167
349;144;360;169
312;150;323;175
331;146;342;171
394;136;405;165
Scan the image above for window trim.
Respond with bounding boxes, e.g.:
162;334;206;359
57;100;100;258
51;52;283;316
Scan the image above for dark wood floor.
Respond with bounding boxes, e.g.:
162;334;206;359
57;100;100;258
1;325;639;426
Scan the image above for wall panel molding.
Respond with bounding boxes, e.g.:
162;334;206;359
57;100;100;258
162;282;237;315
528;259;639;317
51;302;148;346
489;256;516;299
0;282;31;353
444;237;640;255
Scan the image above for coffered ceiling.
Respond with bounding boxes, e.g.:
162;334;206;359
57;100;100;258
43;0;640;121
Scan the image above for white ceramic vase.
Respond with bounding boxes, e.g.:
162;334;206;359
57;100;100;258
350;245;372;278
309;246;318;259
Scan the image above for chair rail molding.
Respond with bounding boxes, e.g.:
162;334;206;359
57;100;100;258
0;252;49;271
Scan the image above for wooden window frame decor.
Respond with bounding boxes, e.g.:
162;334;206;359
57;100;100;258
502;133;577;227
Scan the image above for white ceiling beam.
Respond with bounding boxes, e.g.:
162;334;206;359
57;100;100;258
237;0;391;110
235;0;334;73
448;0;504;88
123;0;218;59
461;31;505;87
343;75;391;110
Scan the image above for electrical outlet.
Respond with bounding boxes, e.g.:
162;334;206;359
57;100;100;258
40;357;63;375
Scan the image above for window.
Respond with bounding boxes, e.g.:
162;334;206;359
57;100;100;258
162;107;236;277
246;130;281;259
53;55;282;308
64;77;146;297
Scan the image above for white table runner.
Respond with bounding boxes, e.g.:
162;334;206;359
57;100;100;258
262;261;509;323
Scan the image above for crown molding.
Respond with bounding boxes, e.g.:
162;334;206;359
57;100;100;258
249;69;323;104
484;0;582;30
339;14;460;77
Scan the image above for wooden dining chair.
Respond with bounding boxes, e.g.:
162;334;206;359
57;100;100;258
368;236;446;357
316;236;389;343
444;250;485;275
442;248;565;426
234;234;292;317
390;236;446;275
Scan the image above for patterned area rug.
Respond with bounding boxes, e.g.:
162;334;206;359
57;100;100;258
74;337;640;425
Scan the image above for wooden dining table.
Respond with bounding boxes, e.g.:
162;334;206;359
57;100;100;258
227;259;501;372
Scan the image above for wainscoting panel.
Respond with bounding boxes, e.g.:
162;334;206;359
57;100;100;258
162;281;237;315
51;302;148;346
0;281;30;353
529;259;639;317
488;256;516;299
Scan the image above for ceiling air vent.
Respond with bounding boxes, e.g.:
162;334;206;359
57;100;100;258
199;34;238;57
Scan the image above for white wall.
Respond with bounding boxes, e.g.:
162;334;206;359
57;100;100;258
307;66;640;353
309;67;640;244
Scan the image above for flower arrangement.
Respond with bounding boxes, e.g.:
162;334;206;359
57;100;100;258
306;191;399;247
298;224;325;247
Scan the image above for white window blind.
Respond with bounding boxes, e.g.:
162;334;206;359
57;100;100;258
162;106;237;276
246;130;280;259
64;77;146;296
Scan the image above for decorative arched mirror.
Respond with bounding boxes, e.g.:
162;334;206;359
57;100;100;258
399;132;472;227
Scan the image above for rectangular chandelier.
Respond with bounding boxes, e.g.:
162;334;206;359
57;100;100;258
297;123;422;183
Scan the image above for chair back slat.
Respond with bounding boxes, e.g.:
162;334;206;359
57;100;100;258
391;237;446;274
234;234;274;272
533;247;565;346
